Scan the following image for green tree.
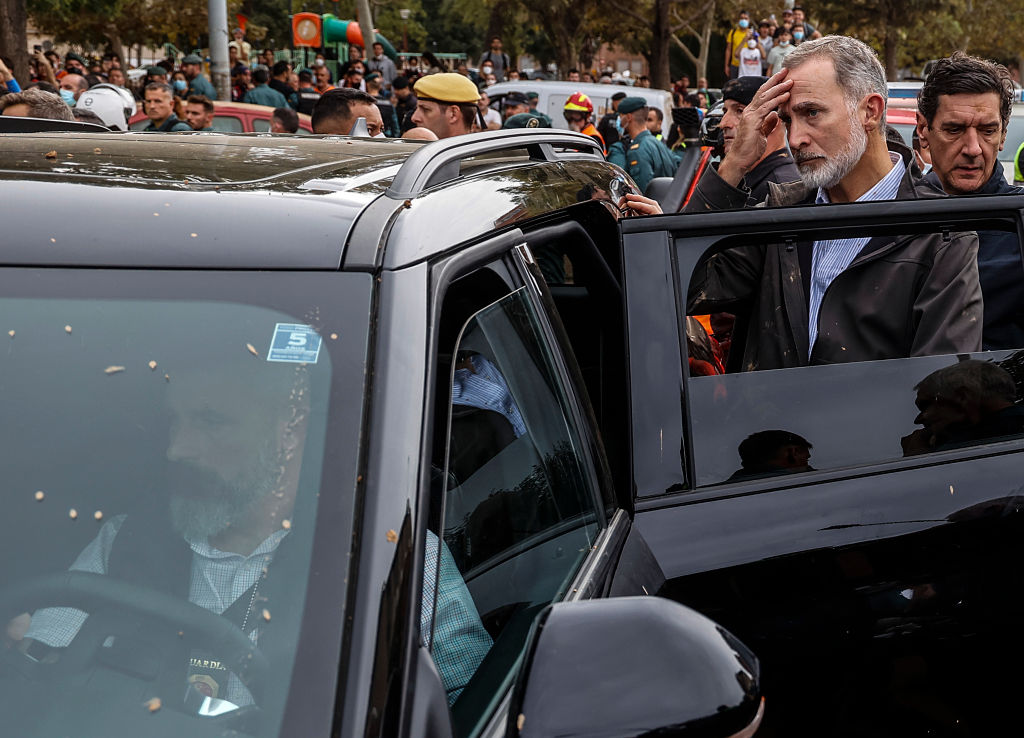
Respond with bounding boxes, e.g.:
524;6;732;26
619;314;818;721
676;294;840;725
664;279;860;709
817;0;964;79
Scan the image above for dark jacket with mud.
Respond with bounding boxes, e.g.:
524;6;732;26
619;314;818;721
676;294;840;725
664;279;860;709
686;141;983;371
923;165;1024;351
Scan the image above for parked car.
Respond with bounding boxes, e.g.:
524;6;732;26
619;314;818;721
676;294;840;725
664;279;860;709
484;80;674;137
129;101;313;133
1;122;1024;737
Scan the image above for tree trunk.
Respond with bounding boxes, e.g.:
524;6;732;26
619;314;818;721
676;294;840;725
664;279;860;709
648;0;671;88
880;30;897;80
0;0;29;87
696;6;713;82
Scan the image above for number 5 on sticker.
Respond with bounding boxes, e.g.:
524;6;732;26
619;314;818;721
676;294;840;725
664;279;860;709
268;323;323;364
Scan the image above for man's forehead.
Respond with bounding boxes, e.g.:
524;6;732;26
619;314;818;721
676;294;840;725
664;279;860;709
781;60;842;110
934;91;1002;123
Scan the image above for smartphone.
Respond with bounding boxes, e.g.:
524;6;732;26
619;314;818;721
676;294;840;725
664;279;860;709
33;45;42;53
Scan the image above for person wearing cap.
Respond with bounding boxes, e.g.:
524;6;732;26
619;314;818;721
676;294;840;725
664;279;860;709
526;91;539;111
502;112;551;129
410;73;479;139
688;75;799;208
181;54;216;100
295;70;321;116
597;90;626;148
564;92;605;153
502;91;530;120
608;97;677;193
145;65;169;87
63;52;87;76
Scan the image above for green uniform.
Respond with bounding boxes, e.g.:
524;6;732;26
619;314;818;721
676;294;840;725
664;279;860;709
145;115;192;132
187;74;217;100
623;129;678;193
1015;141;1024;186
243;84;288;109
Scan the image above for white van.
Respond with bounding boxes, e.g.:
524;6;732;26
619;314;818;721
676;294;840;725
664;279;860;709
484;80;675;138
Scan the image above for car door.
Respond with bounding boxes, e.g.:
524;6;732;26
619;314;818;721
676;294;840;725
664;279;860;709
619;195;1024;736
418;239;661;738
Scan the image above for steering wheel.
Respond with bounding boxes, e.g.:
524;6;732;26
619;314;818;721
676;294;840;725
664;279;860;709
0;571;269;699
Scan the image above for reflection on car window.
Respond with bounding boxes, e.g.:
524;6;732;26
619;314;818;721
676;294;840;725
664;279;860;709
432;287;601;732
0;280;363;737
252;118;271;133
689;350;1024;486
212;115;244;133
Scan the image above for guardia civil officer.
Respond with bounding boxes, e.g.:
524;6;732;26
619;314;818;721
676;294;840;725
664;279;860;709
607;97;677;193
410;73;480;139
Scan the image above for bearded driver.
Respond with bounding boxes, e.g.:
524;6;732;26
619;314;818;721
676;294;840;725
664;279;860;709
7;338;490;708
563;92;605;154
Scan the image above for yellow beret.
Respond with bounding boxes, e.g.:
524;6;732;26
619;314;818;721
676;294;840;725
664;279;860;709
413;73;480;104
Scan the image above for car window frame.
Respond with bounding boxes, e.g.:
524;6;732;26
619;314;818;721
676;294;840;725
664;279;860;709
415;237;617;737
619;194;1024;502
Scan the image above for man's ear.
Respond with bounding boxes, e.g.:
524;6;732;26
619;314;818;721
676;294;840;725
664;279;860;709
445;104;460;125
862;92;886;132
915;111;930;147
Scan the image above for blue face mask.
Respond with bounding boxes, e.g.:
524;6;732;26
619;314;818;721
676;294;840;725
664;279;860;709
738;18;749;28
59;89;76;106
173;79;187;92
793;31;805;41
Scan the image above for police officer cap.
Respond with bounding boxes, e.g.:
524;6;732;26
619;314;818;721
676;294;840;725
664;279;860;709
503;91;529;106
146;65;168;77
526;91;539;101
365;71;381;82
617;96;648;115
182;53;203;65
611;91;627;102
722;76;766;106
414;73;480;103
503;111;552;129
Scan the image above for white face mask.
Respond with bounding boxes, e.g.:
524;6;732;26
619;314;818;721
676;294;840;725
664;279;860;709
373;131;386;138
747;40;757;49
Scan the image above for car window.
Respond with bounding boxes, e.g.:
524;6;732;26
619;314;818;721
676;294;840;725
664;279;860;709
0;269;370;737
212;115;244;133
428;285;602;734
679;221;1024;486
252;117;271;133
689;349;1024;486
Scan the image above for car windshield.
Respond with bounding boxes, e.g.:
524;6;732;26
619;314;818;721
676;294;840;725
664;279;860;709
0;269;370;738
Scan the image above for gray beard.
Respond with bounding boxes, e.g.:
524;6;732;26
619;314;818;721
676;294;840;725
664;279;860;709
796;116;868;192
168;446;283;542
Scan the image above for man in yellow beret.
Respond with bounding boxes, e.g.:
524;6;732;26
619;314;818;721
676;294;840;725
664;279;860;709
410;72;480;139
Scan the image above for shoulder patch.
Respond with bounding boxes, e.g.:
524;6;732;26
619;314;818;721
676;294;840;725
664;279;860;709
629;160;638;166
629;143;640;150
526;118;540;128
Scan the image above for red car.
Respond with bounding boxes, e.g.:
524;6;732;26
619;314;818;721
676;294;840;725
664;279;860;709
129;101;313;133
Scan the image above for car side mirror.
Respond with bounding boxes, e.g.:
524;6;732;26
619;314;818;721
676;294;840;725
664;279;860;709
508;596;763;738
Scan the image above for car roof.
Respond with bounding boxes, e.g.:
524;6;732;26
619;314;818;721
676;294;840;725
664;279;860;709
0;128;608;270
0;131;420;269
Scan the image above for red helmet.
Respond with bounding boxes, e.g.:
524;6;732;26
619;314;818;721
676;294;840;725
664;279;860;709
564;92;594;115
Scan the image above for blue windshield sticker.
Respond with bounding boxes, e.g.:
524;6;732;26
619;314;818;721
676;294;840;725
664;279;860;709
267;323;323;364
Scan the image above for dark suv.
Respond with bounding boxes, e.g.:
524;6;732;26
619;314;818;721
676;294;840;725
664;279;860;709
2;125;1024;738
